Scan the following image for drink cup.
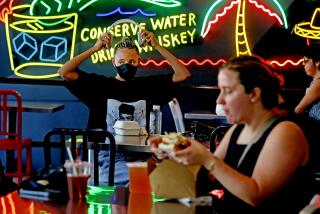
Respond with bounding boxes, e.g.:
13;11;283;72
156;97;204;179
128;193;152;214
126;162;151;194
64;160;91;200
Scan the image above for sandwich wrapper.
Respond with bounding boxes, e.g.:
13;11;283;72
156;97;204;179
149;159;201;199
152;202;195;214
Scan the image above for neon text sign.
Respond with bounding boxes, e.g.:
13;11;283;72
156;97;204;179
80;13;197;64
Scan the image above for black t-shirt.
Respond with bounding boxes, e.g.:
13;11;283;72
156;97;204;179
65;70;178;129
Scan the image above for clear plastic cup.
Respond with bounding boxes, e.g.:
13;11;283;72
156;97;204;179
126;162;151;194
64;160;91;200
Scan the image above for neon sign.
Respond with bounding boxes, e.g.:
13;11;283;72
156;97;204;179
29;0;182;17
29;0;99;15
96;7;157;17
294;8;320;40
2;0;194;79
138;58;303;69
140;0;181;7
79;13;197;64
0;0;308;80
0;0;15;23
5;4;78;79
201;0;288;56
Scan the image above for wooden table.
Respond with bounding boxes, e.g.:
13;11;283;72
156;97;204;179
0;186;216;214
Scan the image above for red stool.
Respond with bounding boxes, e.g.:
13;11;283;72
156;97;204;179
0;90;32;185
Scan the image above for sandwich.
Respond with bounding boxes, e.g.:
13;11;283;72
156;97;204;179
158;133;190;157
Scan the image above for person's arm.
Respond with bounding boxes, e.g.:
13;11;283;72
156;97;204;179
295;80;320;114
142;29;191;83
175;121;308;207
59;32;112;81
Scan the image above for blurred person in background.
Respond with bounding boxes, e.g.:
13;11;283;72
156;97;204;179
295;43;320;121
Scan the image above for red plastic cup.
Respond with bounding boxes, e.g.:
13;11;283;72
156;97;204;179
64;160;91;200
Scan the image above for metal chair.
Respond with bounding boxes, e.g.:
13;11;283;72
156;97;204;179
0;89;32;185
209;125;231;153
43;128;116;186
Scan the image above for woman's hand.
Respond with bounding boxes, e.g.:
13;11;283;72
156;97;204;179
92;32;112;51
174;138;212;166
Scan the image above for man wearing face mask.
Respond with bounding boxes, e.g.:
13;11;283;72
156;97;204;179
59;29;191;131
60;29;190;186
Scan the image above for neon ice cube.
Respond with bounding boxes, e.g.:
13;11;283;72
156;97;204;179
12;32;38;61
40;36;67;62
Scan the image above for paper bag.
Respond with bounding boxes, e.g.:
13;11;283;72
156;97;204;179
149;159;201;199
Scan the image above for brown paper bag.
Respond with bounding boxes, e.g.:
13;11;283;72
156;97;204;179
149;159;201;199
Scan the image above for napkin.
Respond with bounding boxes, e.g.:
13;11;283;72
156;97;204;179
152;202;195;214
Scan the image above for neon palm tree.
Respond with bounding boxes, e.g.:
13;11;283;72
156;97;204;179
200;0;288;56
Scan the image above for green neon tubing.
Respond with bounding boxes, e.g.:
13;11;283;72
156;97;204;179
271;0;288;29
140;0;181;7
200;0;225;36
35;16;71;27
54;0;62;13
40;0;51;15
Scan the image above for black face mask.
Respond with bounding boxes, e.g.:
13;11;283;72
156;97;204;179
116;64;138;81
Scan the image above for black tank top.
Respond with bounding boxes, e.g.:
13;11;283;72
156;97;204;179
218;117;315;214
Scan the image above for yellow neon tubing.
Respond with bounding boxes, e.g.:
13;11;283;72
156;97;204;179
294;8;320;39
34;22;44;30
5;13;15;71
6;4;78;79
26;23;38;31
69;14;78;60
235;0;251;56
10;20;74;34
14;63;61;79
310;8;320;30
10;12;77;34
294;24;320;40
12;4;31;11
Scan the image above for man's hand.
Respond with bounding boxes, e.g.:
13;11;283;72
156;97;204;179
93;32;112;51
140;29;160;49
